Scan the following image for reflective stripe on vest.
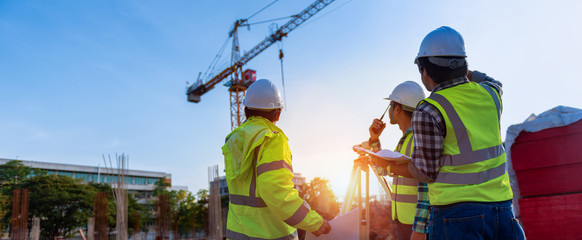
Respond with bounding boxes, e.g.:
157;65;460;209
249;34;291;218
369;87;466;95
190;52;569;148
429;93;505;184
481;85;501;122
391;192;417;203
257;160;293;176
405;136;413;156
395;176;418;186
226;229;298;240
435;162;506;185
284;200;310;226
229;147;267;208
229;147;310;229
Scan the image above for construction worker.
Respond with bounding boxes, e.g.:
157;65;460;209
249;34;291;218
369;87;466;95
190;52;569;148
373;26;526;239
221;79;331;240
366;81;428;240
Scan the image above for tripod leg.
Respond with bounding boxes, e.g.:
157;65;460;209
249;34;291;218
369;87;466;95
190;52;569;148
366;168;370;240
346;165;361;214
371;165;392;199
357;168;363;240
341;165;359;215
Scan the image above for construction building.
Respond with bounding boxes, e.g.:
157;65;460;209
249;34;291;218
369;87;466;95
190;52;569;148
0;158;179;204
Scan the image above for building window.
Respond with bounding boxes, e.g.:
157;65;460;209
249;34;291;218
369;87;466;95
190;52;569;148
58;171;73;177
101;174;114;183
134;177;146;185
146;178;158;185
75;172;89;181
90;173;99;182
110;175;119;183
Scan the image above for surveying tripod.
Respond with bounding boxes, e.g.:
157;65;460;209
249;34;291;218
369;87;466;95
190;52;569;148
340;148;393;240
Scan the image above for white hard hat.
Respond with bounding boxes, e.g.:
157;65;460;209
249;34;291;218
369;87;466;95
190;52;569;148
243;79;283;110
384;81;426;110
415;26;466;63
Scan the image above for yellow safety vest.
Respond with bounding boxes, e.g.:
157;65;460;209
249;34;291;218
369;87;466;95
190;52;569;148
391;131;418;224
422;82;513;206
222;116;323;240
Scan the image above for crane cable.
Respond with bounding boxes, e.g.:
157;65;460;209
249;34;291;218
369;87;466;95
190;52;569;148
246;0;282;21
295;0;354;31
247;15;297;26
278;42;287;110
200;0;285;84
201;35;231;82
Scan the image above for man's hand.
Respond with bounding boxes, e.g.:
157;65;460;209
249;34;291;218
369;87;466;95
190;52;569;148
311;219;331;236
353;141;372;151
369;155;391;169
467;70;474;81
410;231;426;240
369;118;386;142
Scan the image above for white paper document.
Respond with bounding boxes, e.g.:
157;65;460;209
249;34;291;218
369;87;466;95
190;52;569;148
305;208;359;240
352;147;411;163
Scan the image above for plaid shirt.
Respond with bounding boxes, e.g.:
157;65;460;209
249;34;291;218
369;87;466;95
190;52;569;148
408;71;502;182
413;182;430;233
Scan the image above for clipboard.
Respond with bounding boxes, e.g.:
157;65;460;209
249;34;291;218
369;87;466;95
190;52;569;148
352;146;411;163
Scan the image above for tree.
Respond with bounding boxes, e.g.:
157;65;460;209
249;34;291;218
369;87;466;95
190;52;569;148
0;160;44;185
172;190;195;237
127;192;147;236
20;175;95;239
151;178;210;238
89;182;149;238
193;189;209;234
153;177;171;197
299;177;340;220
0;192;8;230
0;160;46;230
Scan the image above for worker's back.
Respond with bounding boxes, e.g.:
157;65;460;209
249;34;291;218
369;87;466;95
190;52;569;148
423;81;512;206
222;116;323;240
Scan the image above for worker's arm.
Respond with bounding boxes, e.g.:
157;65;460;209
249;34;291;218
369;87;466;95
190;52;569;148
255;135;329;234
468;70;503;97
367;156;413;181
408;102;446;183
369;118;386;148
390;162;413;178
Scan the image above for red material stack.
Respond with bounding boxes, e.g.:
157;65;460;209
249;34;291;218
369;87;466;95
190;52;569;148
511;119;582;239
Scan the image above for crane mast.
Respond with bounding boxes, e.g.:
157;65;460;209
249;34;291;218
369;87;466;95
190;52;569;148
186;0;335;129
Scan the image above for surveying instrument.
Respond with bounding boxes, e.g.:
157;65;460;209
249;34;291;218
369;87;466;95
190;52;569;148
339;145;394;240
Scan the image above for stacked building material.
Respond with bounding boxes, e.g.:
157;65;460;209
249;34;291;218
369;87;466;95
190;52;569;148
509;107;582;240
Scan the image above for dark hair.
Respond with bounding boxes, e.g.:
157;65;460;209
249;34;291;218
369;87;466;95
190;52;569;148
244;107;281;122
417;56;468;84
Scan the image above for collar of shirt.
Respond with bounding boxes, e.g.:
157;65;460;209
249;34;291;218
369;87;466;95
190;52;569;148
430;76;469;94
403;126;413;138
396;126;413;150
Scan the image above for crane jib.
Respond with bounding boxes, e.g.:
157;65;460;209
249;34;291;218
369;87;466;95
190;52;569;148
187;0;336;128
187;0;335;99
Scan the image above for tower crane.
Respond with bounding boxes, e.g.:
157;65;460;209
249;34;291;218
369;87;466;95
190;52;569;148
186;0;335;130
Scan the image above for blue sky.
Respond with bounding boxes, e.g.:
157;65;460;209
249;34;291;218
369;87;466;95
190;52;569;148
1;0;581;197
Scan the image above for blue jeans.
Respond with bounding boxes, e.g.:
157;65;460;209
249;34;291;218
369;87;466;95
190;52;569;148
428;200;525;240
